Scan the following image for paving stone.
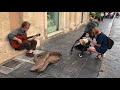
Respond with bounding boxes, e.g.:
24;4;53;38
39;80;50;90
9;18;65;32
0;72;15;78
8;62;40;78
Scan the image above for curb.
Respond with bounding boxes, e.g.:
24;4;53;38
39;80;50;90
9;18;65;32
108;13;116;36
97;13;116;78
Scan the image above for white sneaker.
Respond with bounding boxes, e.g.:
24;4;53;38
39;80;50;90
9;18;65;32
79;54;83;58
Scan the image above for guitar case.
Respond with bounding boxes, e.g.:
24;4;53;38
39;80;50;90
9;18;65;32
30;51;62;72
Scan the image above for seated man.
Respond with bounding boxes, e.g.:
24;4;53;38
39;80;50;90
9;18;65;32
8;21;37;57
87;25;108;59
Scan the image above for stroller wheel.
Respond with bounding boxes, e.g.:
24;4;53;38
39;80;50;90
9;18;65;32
79;54;83;58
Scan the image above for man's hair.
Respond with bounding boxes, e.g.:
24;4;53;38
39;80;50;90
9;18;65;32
21;21;30;28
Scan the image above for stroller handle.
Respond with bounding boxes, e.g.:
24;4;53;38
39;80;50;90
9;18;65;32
70;39;80;55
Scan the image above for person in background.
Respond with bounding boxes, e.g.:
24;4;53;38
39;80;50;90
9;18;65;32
101;12;104;21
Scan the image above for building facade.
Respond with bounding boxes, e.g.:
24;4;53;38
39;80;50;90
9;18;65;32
0;12;90;63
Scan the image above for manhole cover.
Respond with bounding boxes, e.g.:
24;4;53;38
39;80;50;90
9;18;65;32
2;59;22;68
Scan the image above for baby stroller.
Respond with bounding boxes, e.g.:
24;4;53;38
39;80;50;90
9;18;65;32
70;33;92;57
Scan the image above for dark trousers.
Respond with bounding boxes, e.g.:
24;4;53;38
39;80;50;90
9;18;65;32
15;40;37;51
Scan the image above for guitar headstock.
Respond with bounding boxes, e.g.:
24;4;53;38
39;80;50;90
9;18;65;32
35;33;41;36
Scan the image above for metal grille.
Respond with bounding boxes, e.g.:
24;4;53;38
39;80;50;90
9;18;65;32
0;59;24;74
2;59;22;68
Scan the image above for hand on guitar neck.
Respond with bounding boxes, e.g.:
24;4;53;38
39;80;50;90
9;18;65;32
27;33;40;41
28;36;37;41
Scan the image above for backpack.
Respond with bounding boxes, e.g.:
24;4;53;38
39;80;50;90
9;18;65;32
107;37;114;49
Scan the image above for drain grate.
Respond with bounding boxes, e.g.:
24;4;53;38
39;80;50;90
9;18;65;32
0;59;24;74
2;59;23;69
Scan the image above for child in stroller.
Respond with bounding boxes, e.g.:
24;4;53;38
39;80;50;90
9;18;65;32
74;33;92;57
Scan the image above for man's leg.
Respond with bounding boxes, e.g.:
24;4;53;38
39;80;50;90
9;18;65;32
29;40;37;50
15;41;34;57
15;45;25;51
21;41;34;57
15;42;31;51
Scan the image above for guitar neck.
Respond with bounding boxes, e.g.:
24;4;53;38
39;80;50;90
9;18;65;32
23;33;40;40
26;36;34;39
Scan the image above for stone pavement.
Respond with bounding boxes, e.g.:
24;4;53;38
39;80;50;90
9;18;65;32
98;17;120;78
0;18;114;78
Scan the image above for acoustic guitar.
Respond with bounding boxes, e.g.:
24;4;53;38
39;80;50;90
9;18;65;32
10;33;40;49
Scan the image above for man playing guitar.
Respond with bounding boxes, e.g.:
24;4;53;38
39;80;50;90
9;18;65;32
8;21;38;57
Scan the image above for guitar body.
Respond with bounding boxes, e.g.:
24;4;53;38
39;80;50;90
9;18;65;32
10;33;40;49
10;34;28;49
